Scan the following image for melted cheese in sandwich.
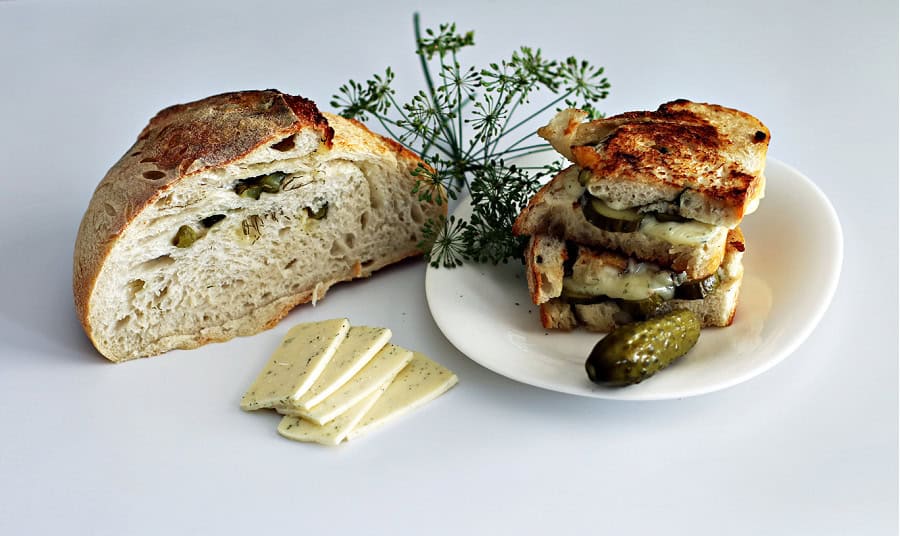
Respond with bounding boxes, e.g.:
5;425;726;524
639;216;720;246
564;262;677;301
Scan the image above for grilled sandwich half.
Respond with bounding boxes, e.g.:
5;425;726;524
514;100;768;331
514;100;768;281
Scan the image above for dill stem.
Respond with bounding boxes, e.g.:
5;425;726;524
373;115;411;151
414;14;460;160
498;147;555;161
491;90;573;145
489;96;518;154
453;50;464;162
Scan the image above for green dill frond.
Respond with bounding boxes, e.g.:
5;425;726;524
411;163;454;205
330;79;374;121
416;22;475;60
420;215;468;268
468;94;507;143
331;13;610;268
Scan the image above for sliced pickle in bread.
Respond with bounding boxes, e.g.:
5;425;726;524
580;193;643;232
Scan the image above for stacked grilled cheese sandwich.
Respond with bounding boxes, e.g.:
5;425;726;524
513;100;769;331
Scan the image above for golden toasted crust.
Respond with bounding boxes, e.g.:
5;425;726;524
726;227;745;254
73;91;341;350
323;113;427;174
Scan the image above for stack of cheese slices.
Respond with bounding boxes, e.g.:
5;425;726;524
513;100;770;331
241;318;457;446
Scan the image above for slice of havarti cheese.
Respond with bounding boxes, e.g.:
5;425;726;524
239;318;350;411
287;326;391;411
277;376;392;446
347;352;458;441
279;343;412;425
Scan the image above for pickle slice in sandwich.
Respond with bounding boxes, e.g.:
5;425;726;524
674;272;720;300
580;193;643;233
561;286;605;305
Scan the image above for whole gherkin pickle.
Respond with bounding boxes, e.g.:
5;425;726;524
585;309;701;386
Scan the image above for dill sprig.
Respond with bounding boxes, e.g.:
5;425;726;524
331;13;610;267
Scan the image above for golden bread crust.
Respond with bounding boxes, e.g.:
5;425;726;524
138;90;333;175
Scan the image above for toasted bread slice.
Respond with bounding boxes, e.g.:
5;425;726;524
513;166;729;280
530;228;745;331
537;100;769;228
524;233;568;305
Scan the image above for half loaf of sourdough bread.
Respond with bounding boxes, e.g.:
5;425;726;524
74;90;443;362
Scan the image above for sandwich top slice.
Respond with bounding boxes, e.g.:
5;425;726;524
537;100;770;229
525;228;745;332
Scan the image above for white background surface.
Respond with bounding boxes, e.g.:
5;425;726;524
0;1;896;534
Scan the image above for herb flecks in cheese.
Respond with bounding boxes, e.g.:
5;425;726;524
348;352;458;441
240;320;458;447
277;377;391;446
280;343;413;425
287;326;392;411
639;215;720;246
239;318;350;411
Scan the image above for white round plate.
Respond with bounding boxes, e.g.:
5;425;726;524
425;158;843;400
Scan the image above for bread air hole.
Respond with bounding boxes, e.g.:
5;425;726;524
142;170;166;181
410;203;424;224
137;254;174;271
271;136;296;152
330;239;348;257
369;186;384;209
154;194;171;208
360;211;370;230
344;232;356;249
284;258;297;270
115;316;131;330
127;279;145;299
278;226;291;238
